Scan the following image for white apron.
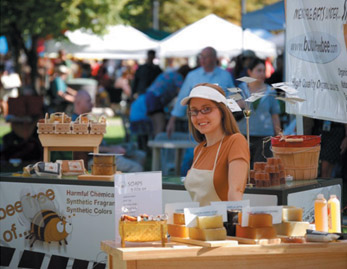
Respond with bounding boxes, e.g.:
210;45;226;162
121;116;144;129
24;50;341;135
184;137;224;206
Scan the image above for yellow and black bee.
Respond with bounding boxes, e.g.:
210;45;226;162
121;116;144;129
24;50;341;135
21;194;72;247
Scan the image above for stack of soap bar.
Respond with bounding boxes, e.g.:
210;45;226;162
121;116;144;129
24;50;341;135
168;212;189;238
236;213;277;239
189;215;226;241
273;221;309;236
274;206;308;236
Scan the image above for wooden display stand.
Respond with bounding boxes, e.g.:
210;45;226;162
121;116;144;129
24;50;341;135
39;134;103;162
101;240;347;269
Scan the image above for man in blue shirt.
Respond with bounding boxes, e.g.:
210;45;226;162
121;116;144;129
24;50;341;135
165;46;234;175
50;65;77;112
166;47;234;137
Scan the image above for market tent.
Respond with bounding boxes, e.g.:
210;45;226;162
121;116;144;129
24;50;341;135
242;1;285;31
63;25;159;59
159;14;277;58
44;39;86;57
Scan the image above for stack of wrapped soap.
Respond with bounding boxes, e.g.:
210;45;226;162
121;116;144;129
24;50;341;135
91;154;116;175
189;215;227;241
236;213;277;239
250;158;286;187
168;213;189;238
273;206;309;236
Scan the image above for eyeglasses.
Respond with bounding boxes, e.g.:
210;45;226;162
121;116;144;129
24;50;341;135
188;106;218;116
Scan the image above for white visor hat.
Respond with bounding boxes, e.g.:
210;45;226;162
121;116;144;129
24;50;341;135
180;85;227;106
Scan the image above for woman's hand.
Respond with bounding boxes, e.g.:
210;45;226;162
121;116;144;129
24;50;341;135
228;159;248;201
271;114;281;136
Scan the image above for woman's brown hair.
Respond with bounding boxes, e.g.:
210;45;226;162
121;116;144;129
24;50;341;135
187;83;240;143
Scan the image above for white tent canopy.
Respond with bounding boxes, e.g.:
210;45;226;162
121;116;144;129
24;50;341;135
159;14;277;58
63;25;160;59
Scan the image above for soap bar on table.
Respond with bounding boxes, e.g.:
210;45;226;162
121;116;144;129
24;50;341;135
248;213;272;228
273;221;309;236
189;227;226;241
236;224;277;239
173;213;185;225
168;224;189;238
197;215;223;229
282;207;303;222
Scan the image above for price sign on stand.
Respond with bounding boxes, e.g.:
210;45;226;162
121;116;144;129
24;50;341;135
114;171;162;243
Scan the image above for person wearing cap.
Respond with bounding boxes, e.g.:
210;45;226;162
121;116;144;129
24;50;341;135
166;47;234;176
49;65;77;112
181;83;250;206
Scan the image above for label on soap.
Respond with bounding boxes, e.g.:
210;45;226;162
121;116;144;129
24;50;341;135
165;202;199;224
241;206;283;227
211;200;250;211
184;204;227;227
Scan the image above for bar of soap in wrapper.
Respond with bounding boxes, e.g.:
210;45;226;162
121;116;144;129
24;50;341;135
56;160;86;176
32;162;61;178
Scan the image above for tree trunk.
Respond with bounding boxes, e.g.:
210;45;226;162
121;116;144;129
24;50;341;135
8;23;39;95
27;35;39;95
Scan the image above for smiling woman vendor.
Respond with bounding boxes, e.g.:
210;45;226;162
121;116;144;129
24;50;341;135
181;83;250;206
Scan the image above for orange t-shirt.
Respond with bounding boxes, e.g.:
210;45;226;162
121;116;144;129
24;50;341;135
191;133;250;201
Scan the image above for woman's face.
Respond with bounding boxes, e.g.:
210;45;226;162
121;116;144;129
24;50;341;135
248;63;266;82
189;98;223;136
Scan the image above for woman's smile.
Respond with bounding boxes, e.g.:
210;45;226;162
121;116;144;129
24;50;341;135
189;98;223;136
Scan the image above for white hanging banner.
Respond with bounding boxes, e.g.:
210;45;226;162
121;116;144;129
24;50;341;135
285;0;347;123
114;172;162;242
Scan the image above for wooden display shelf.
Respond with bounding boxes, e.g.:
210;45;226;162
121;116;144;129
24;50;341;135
227;236;281;245
39;134;103;162
101;239;347;269
170;237;238;247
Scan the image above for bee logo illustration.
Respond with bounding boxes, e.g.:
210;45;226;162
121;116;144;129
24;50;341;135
21;194;73;247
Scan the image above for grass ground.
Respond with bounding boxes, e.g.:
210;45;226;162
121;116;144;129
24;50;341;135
0;116;153;171
0;116;126;144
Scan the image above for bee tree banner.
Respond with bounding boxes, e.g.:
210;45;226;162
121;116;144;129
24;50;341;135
0;181;115;268
285;0;347;123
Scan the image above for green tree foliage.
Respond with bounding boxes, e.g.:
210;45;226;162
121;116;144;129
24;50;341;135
120;0;280;33
0;0;121;93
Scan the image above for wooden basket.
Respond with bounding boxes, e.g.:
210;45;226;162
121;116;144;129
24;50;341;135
37;113;55;134
271;145;321;180
47;112;71;134
90;115;107;134
119;220;168;247
72;113;89;134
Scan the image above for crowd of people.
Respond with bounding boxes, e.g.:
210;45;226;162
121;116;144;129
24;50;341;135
0;47;346;188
